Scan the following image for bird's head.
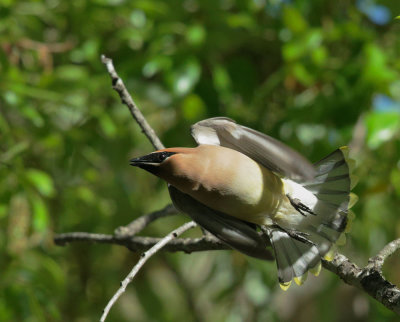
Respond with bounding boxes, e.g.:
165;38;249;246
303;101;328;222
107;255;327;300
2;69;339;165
129;147;197;181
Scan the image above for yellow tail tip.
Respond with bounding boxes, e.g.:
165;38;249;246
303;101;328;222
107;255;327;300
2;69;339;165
323;248;336;261
349;193;358;209
294;272;308;286
279;281;292;291
350;174;359;190
309;261;322;277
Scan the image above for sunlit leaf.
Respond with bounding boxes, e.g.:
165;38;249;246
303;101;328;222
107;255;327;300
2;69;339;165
169;59;201;96
186;24;206;45
181;94;206;120
292;63;314;86
282;30;323;61
31;195;49;233
25;169;55;198
130;9;147;28
142;56;172;78
365;111;400;149
363;44;397;86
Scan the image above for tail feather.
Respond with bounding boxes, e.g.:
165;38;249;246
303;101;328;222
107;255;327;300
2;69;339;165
303;148;351;208
269;228;320;286
268;147;356;287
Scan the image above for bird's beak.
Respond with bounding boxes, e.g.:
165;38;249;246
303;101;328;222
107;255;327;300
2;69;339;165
129;154;158;167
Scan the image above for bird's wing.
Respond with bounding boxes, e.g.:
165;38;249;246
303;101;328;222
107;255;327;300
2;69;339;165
168;185;273;261
191;117;315;180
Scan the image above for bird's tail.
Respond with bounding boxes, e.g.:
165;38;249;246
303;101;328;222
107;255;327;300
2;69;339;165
267;147;357;289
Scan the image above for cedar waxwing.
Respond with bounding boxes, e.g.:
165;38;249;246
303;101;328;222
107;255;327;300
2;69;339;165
130;117;357;289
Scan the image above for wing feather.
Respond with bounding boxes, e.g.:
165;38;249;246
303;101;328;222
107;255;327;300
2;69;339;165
191;117;315;180
168;185;273;260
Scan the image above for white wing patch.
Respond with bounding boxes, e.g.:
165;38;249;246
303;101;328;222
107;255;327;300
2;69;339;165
191;126;221;146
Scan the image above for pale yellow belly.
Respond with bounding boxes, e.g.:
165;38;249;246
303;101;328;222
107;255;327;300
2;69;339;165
183;153;285;225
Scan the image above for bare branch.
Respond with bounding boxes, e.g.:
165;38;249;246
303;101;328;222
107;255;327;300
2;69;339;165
367;238;400;272
323;250;400;315
114;204;178;237
54;231;230;253
100;221;197;322
55;228;400;315
101;55;164;150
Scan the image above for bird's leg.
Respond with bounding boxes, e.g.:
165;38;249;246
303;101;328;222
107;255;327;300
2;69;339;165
286;194;316;217
262;224;316;246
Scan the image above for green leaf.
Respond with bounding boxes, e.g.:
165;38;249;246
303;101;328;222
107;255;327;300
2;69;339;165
130;9;146;28
226;13;255;29
363;44;397;87
282;30;323;61
311;46;328;66
0;204;7;219
98;113;117;138
142;56;172;78
0;141;29;163
31;195;49;233
77;186;96;204
283;6;308;33
292;63;314;86
213;65;232;93
186;24;206;46
365;111;400;149
170;59;201;96
181;94;206;120
55;65;89;81
25;169;55;198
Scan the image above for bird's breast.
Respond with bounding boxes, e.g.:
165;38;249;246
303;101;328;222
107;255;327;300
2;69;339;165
166;145;284;225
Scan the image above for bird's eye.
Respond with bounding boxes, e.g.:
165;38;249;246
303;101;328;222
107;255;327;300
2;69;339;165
157;151;175;162
159;152;168;162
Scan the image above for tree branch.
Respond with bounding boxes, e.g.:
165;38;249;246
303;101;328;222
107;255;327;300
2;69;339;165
101;55;164;150
114;204;178;237
54;229;231;253
55;228;400;314
323;246;400;315
367;238;400;273
100;221;197;322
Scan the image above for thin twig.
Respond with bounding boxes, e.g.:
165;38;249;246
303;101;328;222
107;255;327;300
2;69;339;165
367;238;400;272
101;55;164;150
100;221;197;322
114;204;178;237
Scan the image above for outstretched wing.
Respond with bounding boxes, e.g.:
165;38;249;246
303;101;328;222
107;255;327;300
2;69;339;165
168;185;273;261
191;117;315;180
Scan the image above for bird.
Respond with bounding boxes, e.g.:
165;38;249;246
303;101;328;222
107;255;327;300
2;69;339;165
130;117;357;289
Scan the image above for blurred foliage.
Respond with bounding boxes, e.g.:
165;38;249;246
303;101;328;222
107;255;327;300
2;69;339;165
1;0;400;321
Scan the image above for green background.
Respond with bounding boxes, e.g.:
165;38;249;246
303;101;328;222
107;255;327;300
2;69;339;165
1;0;400;321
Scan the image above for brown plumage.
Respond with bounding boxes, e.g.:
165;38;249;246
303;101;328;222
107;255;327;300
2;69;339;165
130;117;355;288
153;145;283;224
